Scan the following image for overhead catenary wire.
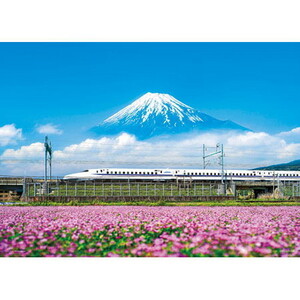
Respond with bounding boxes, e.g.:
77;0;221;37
0;159;284;168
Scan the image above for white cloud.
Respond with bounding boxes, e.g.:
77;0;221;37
278;127;300;136
0;124;23;146
0;142;44;176
1;130;300;176
36;124;63;135
1;142;44;159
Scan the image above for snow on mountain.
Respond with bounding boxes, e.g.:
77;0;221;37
103;92;203;126
93;92;249;139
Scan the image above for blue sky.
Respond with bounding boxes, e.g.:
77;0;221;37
1;43;300;175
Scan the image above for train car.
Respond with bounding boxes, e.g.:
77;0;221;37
63;168;300;181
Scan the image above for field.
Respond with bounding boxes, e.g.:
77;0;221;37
1;206;300;257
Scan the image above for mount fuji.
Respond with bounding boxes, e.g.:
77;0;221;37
93;92;249;139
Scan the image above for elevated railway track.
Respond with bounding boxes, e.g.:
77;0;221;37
1;175;300;202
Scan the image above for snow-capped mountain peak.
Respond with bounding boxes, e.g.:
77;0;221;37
94;92;249;139
103;92;203;125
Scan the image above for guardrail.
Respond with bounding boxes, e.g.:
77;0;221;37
0;178;25;185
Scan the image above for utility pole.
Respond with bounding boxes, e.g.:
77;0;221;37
203;143;225;195
202;144;225;183
44;136;52;194
219;143;225;184
203;144;206;169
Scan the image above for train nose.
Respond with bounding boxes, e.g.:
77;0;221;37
63;174;76;179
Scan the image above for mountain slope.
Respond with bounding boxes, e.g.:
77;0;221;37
93;92;249;139
256;160;300;171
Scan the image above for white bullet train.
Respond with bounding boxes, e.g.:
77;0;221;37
63;168;300;181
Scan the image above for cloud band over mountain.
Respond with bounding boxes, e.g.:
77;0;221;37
1;129;300;176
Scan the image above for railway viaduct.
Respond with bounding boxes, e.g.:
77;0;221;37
228;181;279;198
0;176;282;201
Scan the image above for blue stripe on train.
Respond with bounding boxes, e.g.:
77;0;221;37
93;173;299;178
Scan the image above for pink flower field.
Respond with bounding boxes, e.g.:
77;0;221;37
0;206;300;257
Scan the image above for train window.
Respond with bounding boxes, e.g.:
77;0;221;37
135;172;138;174
123;172;125;174
151;172;154;175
